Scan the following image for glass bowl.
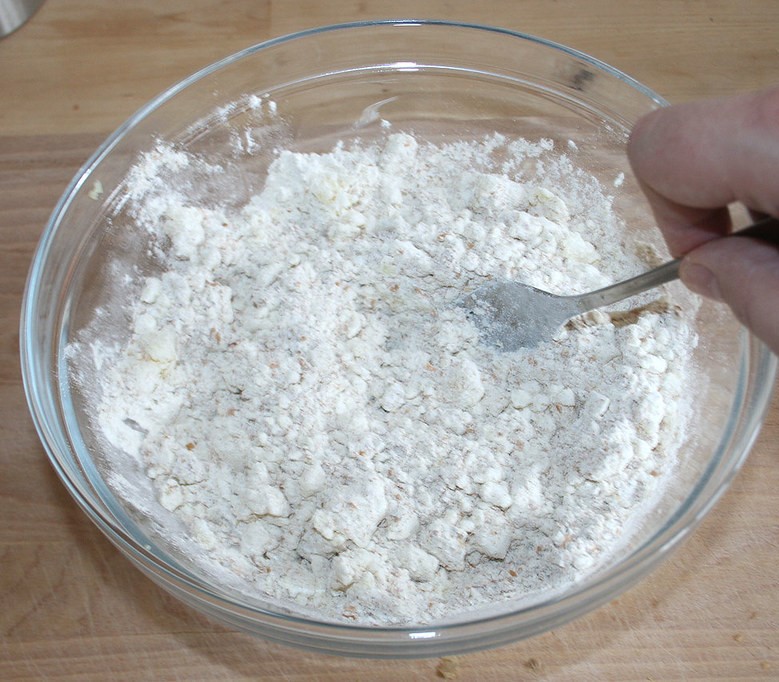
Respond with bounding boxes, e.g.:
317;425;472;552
20;20;776;658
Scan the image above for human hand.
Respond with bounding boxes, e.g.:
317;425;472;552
627;86;779;354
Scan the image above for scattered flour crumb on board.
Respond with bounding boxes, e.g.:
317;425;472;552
436;657;461;679
70;130;699;626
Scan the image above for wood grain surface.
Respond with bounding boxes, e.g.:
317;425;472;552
2;2;779;680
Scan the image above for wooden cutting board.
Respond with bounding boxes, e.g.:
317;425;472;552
2;1;778;679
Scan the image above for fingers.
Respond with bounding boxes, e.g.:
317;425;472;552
627;86;779;256
628;86;779;352
680;237;779;355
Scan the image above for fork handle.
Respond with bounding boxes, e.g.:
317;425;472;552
576;216;779;311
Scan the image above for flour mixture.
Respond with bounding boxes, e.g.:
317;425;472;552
70;128;698;625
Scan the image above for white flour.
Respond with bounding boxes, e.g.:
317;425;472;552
71;130;698;625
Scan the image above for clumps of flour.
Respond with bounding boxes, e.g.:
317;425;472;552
70;130;698;625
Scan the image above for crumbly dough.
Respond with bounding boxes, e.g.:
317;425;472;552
72;129;698;625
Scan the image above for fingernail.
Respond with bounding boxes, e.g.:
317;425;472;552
680;261;723;301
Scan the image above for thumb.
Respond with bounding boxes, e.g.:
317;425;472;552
680;237;779;354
